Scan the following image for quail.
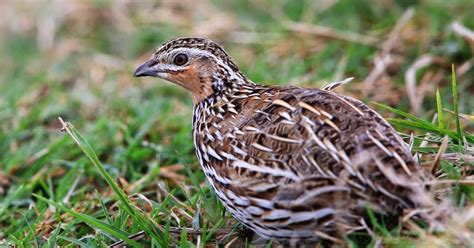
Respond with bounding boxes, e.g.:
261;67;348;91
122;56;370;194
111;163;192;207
134;37;433;244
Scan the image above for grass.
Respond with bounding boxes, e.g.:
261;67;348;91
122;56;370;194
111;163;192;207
0;0;473;247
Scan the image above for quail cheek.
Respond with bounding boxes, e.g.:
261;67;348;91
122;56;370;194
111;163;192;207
177;67;201;92
166;67;213;103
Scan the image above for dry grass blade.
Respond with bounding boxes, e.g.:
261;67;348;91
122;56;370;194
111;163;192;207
405;55;434;114
416;207;474;246
314;230;344;244
283;21;380;47
451;21;474;42
442;109;474;121
157;183;195;214
380;8;415;54
404;219;427;238
430;136;450;174
363;8;415;92
425;180;474;186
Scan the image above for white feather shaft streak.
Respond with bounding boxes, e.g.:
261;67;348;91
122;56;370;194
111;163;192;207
366;130;393;157
232;160;300;181
273;99;296;111
294;185;349;205
302;121;327;150
266;133;301;144
298;101;322;115
251;142;273;152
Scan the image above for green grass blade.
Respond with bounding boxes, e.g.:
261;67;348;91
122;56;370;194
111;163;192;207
451;65;463;145
34;194;141;247
22;212;39;248
436;88;444;130
57;236;89;247
372;102;433;125
97;190;113;225
365;207;391;237
47;223;62;248
179;226;188;248
387;119;454;138
376;103;474;143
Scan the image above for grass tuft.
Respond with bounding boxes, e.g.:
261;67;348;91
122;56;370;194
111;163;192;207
57;117;166;246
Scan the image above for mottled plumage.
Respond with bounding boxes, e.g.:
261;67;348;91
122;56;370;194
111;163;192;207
134;37;433;244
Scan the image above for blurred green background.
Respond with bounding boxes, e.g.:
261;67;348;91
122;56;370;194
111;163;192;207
0;0;472;246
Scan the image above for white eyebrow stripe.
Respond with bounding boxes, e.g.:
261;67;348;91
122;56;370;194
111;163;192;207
160;47;241;80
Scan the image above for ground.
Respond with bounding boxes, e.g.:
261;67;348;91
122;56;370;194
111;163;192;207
0;0;473;247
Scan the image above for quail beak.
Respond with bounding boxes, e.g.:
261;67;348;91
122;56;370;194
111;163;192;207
133;61;160;77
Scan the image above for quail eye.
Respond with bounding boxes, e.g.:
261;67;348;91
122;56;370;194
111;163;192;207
173;53;188;66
